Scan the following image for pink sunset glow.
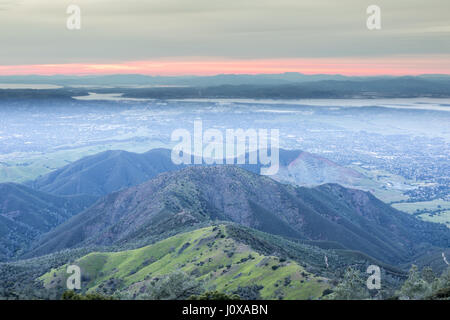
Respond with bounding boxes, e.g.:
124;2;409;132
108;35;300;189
0;56;449;76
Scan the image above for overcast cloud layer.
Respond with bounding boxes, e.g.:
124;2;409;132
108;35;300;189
0;0;449;66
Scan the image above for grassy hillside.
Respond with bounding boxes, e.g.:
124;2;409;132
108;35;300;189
40;225;330;300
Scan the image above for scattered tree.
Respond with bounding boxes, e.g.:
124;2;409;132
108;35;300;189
189;291;240;300
325;267;370;300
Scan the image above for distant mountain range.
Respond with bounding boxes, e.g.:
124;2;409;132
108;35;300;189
117;78;450;99
26;166;450;265
2;147;449;271
1;74;450;99
27;148;182;197
26;148;371;198
15;146;448;264
0;183;96;261
1;73;450;87
3;147;374;261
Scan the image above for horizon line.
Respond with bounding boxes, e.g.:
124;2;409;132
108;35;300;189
1;72;450;78
1;56;449;77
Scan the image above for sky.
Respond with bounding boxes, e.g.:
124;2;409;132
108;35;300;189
0;0;449;76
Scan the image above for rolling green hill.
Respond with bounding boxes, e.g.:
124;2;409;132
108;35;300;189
40;225;330;300
2;223;406;300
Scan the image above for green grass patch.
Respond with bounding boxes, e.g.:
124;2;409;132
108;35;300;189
39;225;329;300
